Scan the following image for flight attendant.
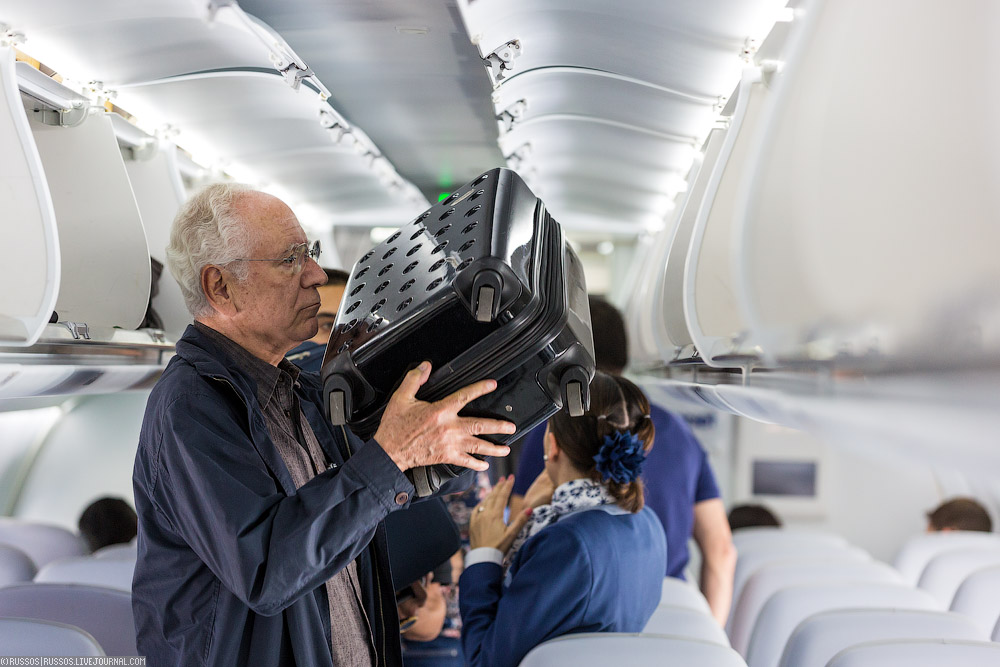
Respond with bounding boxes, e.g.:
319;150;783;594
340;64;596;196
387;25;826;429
459;372;667;667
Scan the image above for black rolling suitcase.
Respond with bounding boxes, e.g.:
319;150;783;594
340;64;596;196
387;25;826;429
321;168;595;495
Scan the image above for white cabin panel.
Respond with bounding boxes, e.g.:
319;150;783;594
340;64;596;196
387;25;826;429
0;48;59;346
29;111;151;329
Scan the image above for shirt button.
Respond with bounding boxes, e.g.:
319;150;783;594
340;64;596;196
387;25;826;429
394;492;409;505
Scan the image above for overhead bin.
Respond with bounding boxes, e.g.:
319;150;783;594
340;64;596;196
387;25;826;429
655;127;727;362
114;71;422;226
735;0;1000;367
28;102;151;329
0;46;59;347
458;0;788;236
684;68;771;369
0;1;274;85
110;115;191;337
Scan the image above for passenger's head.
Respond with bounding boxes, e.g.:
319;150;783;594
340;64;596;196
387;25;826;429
78;497;137;553
926;497;993;533
308;268;350;345
728;504;782;531
166;183;328;355
588;296;628;374
546;372;654;513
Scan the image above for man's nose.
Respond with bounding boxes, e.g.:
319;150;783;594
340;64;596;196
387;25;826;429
302;257;328;287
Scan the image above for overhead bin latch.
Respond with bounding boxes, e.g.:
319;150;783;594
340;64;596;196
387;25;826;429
61;322;91;341
483;40;521;87
497;99;527;134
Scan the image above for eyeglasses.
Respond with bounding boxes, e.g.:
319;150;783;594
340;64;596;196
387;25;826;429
230;240;321;275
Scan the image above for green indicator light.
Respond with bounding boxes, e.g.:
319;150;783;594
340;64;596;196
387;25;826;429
437;192;451;203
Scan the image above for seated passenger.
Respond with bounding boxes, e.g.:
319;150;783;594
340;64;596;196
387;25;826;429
460;372;666;667
78;497;138;553
926;497;993;533
728;503;782;531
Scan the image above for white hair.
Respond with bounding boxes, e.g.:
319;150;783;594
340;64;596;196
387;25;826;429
165;182;258;318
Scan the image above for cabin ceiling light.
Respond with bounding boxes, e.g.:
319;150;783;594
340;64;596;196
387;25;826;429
597;241;615;256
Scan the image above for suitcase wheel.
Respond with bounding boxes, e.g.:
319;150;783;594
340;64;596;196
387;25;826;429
471;269;504;322
559;365;592;417
329;389;348;426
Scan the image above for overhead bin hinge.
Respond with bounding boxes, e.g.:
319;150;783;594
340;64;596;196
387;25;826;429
61;322;91;340
482;40;521;87
273;58;315;91
496;99;527;134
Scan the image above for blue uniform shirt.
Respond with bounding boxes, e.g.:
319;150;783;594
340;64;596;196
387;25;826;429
512;402;720;578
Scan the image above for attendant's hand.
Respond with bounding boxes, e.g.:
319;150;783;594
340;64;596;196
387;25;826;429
375;362;516;472
522;470;555;509
469;476;532;554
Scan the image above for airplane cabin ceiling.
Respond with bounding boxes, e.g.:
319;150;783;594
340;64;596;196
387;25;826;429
238;0;505;205
241;0;789;236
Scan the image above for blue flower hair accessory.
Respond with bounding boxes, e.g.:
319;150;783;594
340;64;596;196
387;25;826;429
593;430;647;484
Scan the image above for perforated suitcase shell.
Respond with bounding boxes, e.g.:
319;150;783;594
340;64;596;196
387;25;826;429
323;169;550;420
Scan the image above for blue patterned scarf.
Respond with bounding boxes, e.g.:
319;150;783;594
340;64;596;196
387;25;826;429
504;477;615;571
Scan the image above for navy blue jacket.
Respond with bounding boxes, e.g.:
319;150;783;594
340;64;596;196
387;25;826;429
459;505;666;667
133;325;455;667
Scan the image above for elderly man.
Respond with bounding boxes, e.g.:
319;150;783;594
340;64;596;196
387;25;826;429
132;183;514;667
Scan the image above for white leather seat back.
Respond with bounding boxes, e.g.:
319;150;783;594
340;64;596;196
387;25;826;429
916;547;1000;607
644;605;729;646
826;639;1000;667
730;544;868;630
0;618;105;657
731;559;901;655
518;633;748;667
778;608;986;667
0;544;37;587
661;576;711;614
0;583;136;656
35;556;134;592
893;532;1000;584
92;542;138;561
745;582;938;667
0;519;87;569
950;565;1000;636
732;529;847;554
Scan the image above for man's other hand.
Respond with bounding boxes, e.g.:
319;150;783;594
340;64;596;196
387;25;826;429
374;361;515;472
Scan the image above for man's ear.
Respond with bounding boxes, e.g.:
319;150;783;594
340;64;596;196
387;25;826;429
201;265;237;315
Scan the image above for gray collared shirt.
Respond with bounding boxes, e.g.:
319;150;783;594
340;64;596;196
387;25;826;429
193;322;375;666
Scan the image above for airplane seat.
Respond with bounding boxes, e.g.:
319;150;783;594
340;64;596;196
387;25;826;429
949;564;1000;637
34;556;134;592
0;544;37;587
916;547;1000;607
517;633;748;667
824;639;1000;667
92;542;138;560
661;576;711;614
731;529;848;553
0;618;105;657
777;608;986;667
0;583;136;656
643;605;729;646
730;544;869;631
892;532;1000;585
745;582;939;667
0;519;88;569
730;559;902;655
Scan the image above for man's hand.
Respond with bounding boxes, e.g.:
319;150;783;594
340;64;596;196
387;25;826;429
374;361;515;472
